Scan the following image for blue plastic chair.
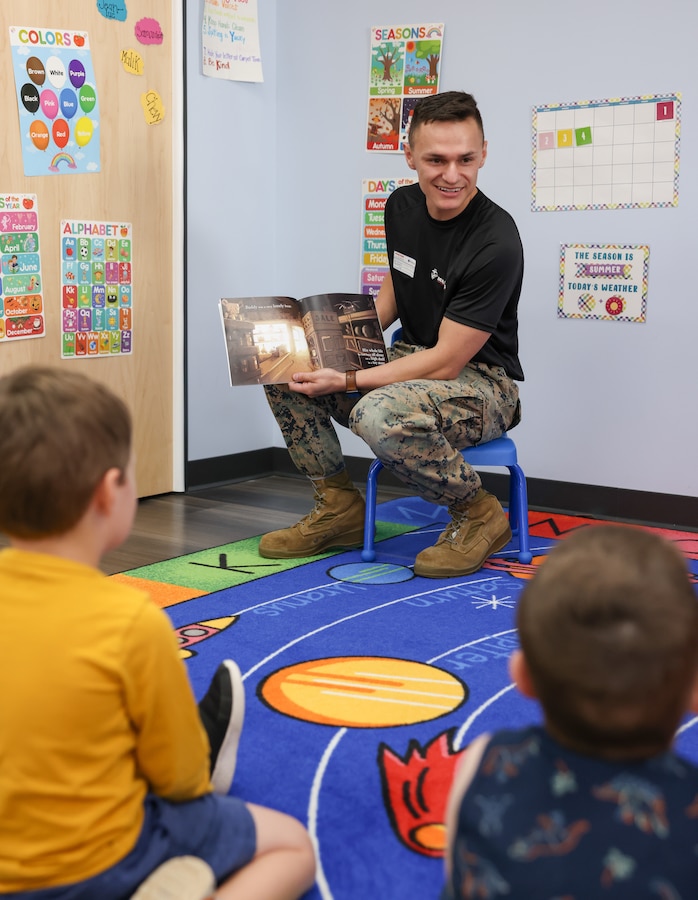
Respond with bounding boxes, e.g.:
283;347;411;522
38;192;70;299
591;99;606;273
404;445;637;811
361;436;532;564
360;327;532;565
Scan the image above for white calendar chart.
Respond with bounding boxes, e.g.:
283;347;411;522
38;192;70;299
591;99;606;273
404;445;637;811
532;93;680;211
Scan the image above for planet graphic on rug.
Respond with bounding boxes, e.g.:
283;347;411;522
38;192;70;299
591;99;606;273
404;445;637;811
328;561;414;584
258;655;468;727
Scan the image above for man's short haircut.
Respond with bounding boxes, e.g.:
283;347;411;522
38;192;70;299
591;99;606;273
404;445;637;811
517;525;698;757
408;90;484;146
0;366;132;539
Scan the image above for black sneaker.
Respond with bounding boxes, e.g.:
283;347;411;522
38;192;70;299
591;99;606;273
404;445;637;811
198;659;245;794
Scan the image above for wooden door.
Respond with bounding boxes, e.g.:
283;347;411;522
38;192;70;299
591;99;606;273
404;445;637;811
0;1;181;496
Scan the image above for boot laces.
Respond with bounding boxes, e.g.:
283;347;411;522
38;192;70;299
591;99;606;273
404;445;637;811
444;509;469;543
303;484;327;525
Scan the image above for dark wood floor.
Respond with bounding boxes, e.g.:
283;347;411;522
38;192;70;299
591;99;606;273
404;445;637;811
34;475;402;575
98;475;411;575
3;473;691;575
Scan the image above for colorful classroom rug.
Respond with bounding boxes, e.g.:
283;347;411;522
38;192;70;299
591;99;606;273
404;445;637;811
112;500;698;900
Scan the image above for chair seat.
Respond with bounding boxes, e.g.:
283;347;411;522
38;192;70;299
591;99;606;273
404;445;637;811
461;435;518;465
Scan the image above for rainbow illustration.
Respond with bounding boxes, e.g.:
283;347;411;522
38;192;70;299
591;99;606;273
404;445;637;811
49;152;77;172
425;27;442;37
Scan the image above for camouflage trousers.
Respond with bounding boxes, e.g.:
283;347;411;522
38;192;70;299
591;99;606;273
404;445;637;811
263;340;521;508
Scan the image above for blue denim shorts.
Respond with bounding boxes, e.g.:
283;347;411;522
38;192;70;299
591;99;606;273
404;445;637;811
2;793;256;899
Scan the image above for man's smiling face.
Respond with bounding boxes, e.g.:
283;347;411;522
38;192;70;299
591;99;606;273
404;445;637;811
404;117;487;221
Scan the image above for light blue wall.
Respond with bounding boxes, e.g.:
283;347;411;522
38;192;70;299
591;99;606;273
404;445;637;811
186;0;279;460
187;0;698;498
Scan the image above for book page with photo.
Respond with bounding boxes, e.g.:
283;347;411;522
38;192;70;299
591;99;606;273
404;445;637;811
220;293;387;386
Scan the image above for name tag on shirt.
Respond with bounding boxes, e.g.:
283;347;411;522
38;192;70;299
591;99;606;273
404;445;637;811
393;251;416;278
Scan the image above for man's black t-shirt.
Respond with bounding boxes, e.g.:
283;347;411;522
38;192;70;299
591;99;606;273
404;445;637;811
384;183;524;380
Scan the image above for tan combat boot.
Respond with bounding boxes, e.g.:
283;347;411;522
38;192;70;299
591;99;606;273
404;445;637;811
258;470;366;559
414;489;512;578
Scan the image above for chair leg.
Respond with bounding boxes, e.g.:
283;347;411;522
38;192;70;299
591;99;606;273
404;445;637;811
508;465;532;564
361;458;383;562
507;471;519;537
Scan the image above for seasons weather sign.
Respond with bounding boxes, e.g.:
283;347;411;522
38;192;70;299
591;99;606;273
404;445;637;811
558;243;649;323
9;26;100;177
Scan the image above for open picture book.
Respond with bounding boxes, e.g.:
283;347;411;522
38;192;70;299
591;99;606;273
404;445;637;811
219;292;388;386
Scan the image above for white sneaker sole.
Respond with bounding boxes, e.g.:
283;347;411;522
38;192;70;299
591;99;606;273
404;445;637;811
130;856;215;899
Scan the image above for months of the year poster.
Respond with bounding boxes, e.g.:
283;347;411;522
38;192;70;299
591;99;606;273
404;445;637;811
532;93;680;211
0;193;44;342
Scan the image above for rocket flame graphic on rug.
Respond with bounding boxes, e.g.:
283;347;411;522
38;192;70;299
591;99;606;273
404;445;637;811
378;728;466;858
482;555;545;580
174;615;238;659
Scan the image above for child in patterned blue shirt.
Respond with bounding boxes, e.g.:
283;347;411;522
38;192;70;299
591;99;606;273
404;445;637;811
443;525;698;899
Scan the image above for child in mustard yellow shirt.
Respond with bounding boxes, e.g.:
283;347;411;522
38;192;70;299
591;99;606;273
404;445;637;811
0;367;316;900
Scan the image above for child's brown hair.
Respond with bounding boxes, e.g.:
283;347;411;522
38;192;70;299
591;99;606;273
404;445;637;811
0;366;131;538
517;525;698;758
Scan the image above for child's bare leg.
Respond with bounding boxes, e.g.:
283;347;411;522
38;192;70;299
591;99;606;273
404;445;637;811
216;803;316;900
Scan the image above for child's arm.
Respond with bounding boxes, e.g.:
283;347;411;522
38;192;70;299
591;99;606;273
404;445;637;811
124;601;213;800
442;732;491;896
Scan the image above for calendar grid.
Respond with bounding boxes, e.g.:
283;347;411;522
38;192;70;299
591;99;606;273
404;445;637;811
531;93;681;212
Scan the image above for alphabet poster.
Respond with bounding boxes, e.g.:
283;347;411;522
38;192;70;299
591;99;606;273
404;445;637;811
559;243;649;323
367;24;444;152
532;93;680;211
9;25;101;177
60;219;133;357
0;192;44;343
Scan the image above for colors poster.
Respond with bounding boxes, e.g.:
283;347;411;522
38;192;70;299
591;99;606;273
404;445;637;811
9;25;100;177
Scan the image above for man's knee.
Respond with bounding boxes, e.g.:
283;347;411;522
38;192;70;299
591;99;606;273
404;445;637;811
348;391;395;449
349;386;421;451
349;397;379;446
